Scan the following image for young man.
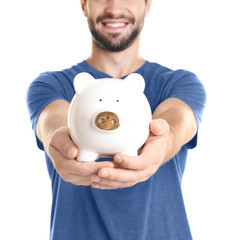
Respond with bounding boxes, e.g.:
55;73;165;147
27;0;206;239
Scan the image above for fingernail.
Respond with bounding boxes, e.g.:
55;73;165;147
114;155;122;163
100;170;108;178
156;121;161;130
68;146;75;158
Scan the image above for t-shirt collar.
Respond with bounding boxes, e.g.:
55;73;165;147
80;60;147;79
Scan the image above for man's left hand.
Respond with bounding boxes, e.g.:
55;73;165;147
91;119;170;189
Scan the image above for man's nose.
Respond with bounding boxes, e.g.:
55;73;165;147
105;0;123;15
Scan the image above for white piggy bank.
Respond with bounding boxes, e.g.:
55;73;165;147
68;72;152;162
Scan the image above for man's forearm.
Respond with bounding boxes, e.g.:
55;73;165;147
152;98;197;163
36;100;70;150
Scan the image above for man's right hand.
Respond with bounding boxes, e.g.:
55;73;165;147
36;100;115;186
45;126;115;186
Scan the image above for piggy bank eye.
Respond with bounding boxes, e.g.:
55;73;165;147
99;99;102;102
116;100;119;102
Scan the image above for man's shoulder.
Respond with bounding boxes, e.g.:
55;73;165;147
141;61;199;83
30;61;87;87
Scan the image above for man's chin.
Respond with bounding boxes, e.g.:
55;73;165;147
93;32;139;52
94;39;132;52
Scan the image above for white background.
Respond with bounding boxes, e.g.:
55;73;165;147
0;0;230;239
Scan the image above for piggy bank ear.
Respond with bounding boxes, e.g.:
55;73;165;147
123;73;145;93
73;72;95;94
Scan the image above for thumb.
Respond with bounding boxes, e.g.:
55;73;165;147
49;127;78;159
149;118;170;136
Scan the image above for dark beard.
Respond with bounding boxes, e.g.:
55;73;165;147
87;15;143;52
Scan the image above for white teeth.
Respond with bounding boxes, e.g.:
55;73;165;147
105;23;126;28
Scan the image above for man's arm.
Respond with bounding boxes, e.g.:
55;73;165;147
151;97;197;163
36;99;115;186
91;98;197;189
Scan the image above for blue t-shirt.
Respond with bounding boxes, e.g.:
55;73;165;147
27;60;206;240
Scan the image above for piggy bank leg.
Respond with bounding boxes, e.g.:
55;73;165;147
77;149;99;162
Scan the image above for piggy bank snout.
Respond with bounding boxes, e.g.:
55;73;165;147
95;111;120;131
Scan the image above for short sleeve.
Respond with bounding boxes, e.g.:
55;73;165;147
164;70;206;149
26;72;74;150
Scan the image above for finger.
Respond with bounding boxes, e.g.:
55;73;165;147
73;161;116;176
49;145;115;176
97;166;156;182
49;127;78;159
150;118;170;136
91;174;137;189
61;173;92;186
113;150;155;171
59;159;116;176
91;174;151;189
92;181;136;190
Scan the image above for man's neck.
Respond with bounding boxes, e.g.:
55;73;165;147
86;39;145;78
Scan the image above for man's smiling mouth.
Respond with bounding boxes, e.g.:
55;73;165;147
101;20;129;30
104;22;127;28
